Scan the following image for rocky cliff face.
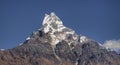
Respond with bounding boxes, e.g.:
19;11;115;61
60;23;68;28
0;12;120;65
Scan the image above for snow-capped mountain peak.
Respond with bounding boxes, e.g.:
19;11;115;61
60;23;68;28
42;12;64;33
42;12;78;46
0;12;120;65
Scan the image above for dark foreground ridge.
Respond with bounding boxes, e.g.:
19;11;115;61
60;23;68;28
0;12;120;65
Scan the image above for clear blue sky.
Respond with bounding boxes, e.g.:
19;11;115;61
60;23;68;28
0;0;120;49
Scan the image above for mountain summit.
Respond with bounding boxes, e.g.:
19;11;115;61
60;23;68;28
42;12;78;47
42;12;65;33
0;12;120;65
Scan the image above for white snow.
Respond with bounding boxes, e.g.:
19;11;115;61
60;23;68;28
42;12;120;54
56;34;66;40
50;34;60;46
104;47;120;54
58;26;66;31
26;37;30;40
80;36;88;43
66;31;75;35
42;12;76;36
0;49;5;51
111;49;120;54
42;14;50;26
57;25;66;32
19;43;23;46
104;48;120;54
103;39;120;54
43;24;50;33
98;43;103;46
42;12;66;33
68;42;71;46
42;12;79;47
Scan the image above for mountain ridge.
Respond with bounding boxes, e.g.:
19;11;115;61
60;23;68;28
0;12;120;65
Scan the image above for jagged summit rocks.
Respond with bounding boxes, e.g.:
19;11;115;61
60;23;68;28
42;12;64;33
41;12;78;47
0;12;120;65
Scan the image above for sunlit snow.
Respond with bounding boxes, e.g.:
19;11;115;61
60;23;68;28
80;36;88;43
26;37;30;40
42;12;78;47
0;49;5;51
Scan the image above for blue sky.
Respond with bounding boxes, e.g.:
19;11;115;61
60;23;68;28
0;0;120;49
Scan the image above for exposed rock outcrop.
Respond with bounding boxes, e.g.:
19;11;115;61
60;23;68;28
0;12;120;65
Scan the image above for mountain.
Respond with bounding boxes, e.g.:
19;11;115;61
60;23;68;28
0;12;120;65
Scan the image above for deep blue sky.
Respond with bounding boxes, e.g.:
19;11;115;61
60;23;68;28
0;0;120;49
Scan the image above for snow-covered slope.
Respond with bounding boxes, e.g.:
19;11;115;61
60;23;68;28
42;12;79;47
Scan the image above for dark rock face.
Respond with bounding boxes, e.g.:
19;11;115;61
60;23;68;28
78;42;120;65
0;30;120;65
0;13;120;65
55;41;77;62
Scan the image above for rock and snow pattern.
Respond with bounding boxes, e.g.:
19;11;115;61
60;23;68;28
42;12;120;54
103;39;120;54
0;12;120;65
42;12;65;33
42;12;78;46
80;36;88;43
